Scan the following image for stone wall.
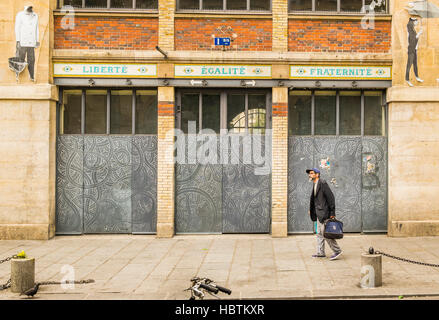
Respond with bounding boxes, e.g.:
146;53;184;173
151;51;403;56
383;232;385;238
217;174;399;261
387;87;439;236
392;0;439;86
387;0;439;236
0;0;57;239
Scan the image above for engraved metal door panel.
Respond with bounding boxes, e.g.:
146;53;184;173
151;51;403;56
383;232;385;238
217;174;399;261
175;90;271;234
287;136;314;233
175;135;223;233
361;137;387;232
83;136;132;233
56;136;84;234
288;136;386;233
313;137;362;232
222;135;271;233
288;137;363;233
56;136;157;234
131;136;158;233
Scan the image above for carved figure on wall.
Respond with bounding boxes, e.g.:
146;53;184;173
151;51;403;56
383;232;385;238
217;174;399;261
15;5;39;82
403;1;439;86
405;17;423;86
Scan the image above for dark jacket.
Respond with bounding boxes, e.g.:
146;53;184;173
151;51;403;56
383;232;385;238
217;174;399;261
407;21;418;53
309;179;335;223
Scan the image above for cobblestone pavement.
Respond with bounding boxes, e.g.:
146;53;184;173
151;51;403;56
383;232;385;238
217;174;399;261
0;234;439;300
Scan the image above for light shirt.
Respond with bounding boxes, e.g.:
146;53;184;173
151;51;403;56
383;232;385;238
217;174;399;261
15;7;39;47
314;179;319;196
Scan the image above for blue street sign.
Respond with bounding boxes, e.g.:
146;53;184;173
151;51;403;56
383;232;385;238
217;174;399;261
214;37;231;46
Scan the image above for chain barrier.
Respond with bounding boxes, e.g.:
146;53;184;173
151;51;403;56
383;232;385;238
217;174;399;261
38;279;95;286
0;255;17;291
369;247;439;268
0;254;95;291
0;255;17;265
0;279;11;290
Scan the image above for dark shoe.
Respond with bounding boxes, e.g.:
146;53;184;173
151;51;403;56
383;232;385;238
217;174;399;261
312;254;326;258
330;251;342;260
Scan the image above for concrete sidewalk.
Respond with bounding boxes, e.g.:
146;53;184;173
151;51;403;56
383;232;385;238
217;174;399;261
0;234;438;300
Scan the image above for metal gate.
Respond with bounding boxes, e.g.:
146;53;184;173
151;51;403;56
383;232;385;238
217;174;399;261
175;135;271;234
222;135;271;233
175;136;223;233
175;90;271;234
56;135;157;234
287;136;387;233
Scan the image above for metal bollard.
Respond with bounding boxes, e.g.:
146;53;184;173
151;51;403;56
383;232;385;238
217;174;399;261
360;248;382;288
11;257;35;293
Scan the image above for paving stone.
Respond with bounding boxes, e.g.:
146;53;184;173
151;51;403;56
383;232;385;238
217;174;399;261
167;268;199;280
0;234;439;299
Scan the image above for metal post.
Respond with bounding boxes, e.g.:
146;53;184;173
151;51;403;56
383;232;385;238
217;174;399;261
336;90;339;136
199;93;203;131
58;88;63;135
245;93;249;132
132;89;136;135
361;90;365;136
81;89;85;134
311;91;315;136
107;89;111;135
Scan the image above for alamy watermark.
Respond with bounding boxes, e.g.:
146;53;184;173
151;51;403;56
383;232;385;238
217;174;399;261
60;264;75;290
361;0;386;30
60;5;75;30
166;121;272;176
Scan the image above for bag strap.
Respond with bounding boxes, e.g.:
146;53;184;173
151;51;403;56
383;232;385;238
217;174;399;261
324;217;340;225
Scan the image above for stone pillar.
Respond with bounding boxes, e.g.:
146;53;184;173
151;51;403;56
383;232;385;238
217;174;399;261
271;87;289;237
156;87;175;238
158;0;175;51
387;0;439;237
11;258;35;293
272;0;288;52
0;0;57;240
360;253;382;288
387;87;439;236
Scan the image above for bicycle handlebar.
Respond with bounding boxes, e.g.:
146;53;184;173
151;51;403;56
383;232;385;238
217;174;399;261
215;285;232;295
199;283;219;294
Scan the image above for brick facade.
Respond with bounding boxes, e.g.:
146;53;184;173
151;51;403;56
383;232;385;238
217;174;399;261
48;0;395;239
272;0;288;52
54;16;158;50
272;102;288;117
288;19;391;53
159;0;175;50
271;88;289;237
156;87;175;238
175;18;272;51
53;16;390;54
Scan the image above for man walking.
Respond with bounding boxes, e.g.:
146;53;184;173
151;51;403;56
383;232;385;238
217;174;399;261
306;168;342;260
15;5;39;82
